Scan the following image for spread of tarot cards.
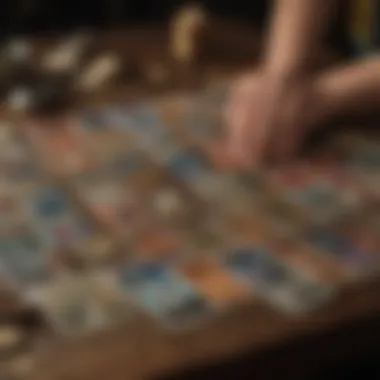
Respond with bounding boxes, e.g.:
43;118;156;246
1;82;380;339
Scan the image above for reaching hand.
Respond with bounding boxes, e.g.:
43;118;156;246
225;70;317;167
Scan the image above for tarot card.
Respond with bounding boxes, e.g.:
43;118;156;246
25;118;96;178
164;148;237;204
224;247;334;314
28;186;93;252
118;262;212;330
78;111;146;171
294;181;358;224
114;103;187;165
113;103;169;143
103;105;142;134
81;109;109;130
78;114;155;179
74;176;151;236
147;132;186;164
0;226;51;287
179;258;252;307
0;122;41;185
165;149;208;182
99;105;126;129
267;236;354;285
30;272;133;336
29;275;98;336
307;228;380;277
267;164;362;225
81;119;133;156
85;270;135;325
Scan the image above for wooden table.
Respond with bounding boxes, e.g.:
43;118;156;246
2;21;380;380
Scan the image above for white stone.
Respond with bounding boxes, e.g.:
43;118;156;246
8;88;32;111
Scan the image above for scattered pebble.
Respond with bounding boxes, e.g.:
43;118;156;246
79;54;120;91
7;88;32;111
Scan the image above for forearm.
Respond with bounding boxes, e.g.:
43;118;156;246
312;56;380;123
264;0;339;75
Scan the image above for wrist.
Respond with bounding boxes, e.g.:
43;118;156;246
261;60;307;84
262;53;306;79
266;63;303;79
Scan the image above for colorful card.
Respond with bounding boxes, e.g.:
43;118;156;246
27;186;93;251
267;237;355;285
29;272;134;336
267;164;363;225
118;262;212;330
73;176;151;236
0;123;41;185
0;226;51;287
224;247;334;314
165;149;208;181
308;228;380;277
179;258;252;307
25;119;95;178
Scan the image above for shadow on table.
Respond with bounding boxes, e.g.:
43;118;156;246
159;312;380;380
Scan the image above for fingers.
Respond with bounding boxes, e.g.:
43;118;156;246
268;93;307;162
225;76;270;167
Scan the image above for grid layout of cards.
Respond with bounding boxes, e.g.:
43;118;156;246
0;122;97;290
2;84;380;336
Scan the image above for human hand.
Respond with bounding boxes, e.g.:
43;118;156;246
225;69;317;167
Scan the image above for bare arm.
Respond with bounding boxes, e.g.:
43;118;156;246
264;0;339;75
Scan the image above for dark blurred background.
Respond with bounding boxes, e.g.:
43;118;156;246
0;0;268;34
1;0;351;54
